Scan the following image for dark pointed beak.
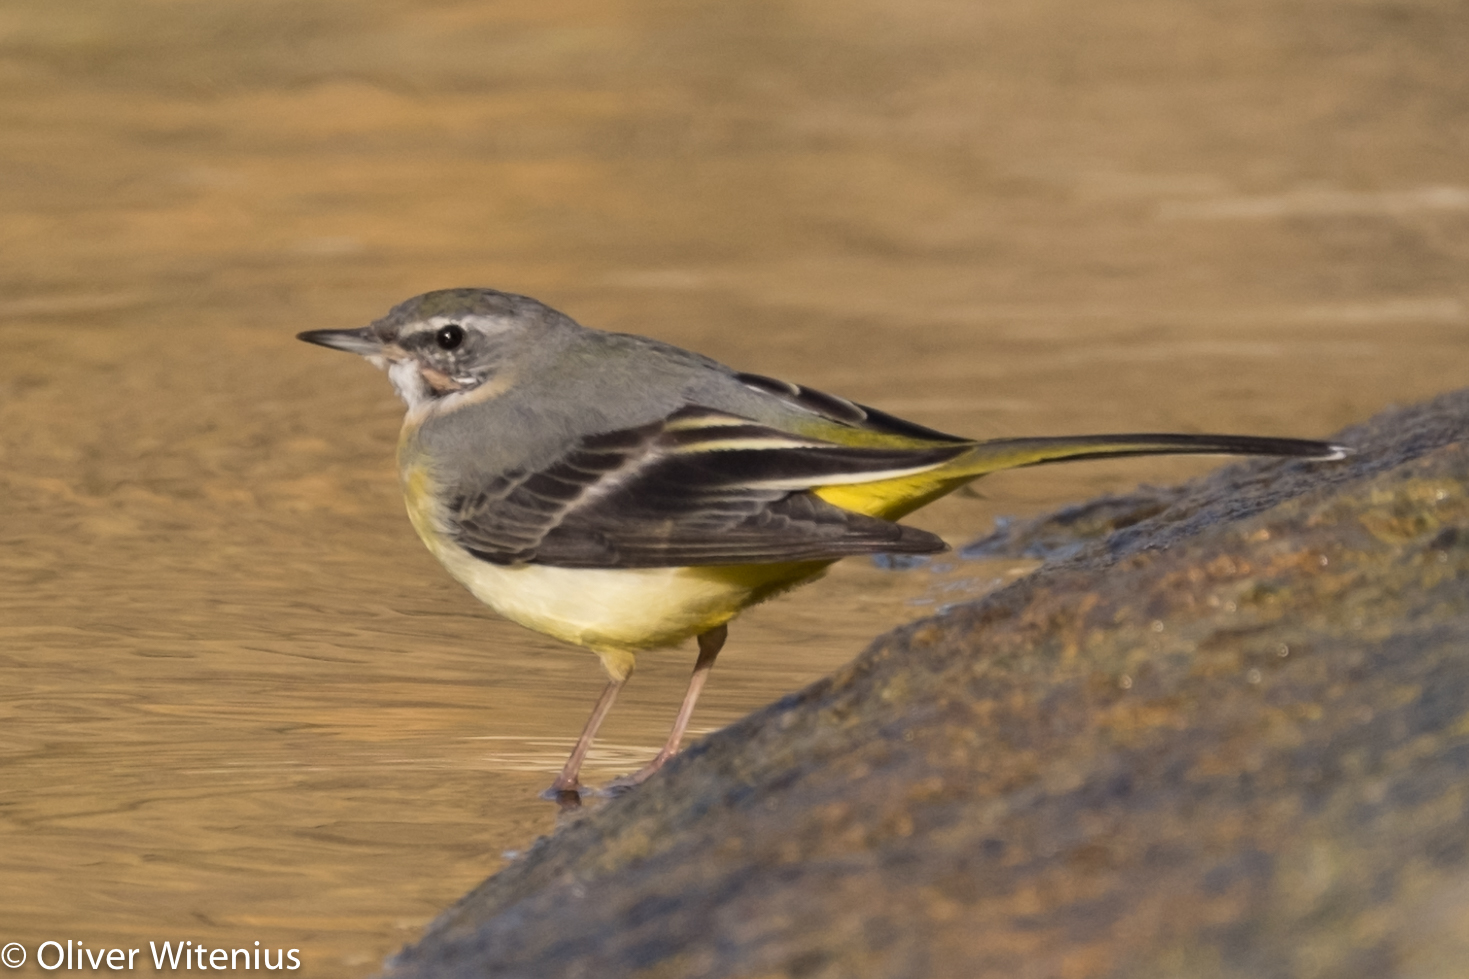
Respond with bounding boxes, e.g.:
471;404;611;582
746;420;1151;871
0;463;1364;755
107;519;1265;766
296;327;383;356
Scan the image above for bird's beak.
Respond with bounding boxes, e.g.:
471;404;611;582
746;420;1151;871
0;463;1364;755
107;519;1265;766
296;327;383;357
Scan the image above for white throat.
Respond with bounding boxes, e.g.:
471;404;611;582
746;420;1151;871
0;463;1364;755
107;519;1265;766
387;359;433;412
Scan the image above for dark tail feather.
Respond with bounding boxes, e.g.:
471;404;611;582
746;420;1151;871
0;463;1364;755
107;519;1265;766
954;433;1349;477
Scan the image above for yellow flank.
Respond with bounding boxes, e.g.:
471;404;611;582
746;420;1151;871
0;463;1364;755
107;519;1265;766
399;460;442;551
810;440;986;520
814;471;973;521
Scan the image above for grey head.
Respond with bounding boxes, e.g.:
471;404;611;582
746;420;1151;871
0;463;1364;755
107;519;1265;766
297;288;580;413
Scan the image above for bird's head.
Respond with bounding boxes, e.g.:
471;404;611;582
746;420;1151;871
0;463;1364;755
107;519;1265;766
298;288;569;413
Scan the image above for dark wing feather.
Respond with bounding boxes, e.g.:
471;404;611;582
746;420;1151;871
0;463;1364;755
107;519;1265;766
450;421;663;563
449;406;965;569
734;372;970;443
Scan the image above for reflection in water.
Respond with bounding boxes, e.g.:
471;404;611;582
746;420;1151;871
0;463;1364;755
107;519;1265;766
469;735;667;777
2;0;1464;975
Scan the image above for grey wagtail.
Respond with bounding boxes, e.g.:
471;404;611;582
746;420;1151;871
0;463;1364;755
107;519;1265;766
298;287;1347;798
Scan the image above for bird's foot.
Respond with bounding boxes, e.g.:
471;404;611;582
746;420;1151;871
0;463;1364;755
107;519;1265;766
539;781;587;811
598;750;674;795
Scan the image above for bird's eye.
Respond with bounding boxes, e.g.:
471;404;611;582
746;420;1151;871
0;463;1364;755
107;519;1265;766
435;324;465;350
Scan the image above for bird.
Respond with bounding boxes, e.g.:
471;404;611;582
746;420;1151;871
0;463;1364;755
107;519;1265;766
298;287;1347;799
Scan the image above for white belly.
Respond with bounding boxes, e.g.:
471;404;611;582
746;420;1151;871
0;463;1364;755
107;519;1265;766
438;547;751;650
426;540;827;679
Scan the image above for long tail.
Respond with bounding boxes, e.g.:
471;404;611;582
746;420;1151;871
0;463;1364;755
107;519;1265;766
815;433;1349;520
954;432;1349;476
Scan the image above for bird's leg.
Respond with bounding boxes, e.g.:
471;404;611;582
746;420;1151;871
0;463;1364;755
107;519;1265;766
616;623;728;789
543;676;625;800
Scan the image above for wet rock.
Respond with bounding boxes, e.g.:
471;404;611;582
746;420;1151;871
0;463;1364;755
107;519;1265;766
384;389;1469;979
960;485;1188;561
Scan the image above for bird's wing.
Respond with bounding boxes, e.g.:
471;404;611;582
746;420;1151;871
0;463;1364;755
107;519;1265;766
447;404;970;569
730;371;972;446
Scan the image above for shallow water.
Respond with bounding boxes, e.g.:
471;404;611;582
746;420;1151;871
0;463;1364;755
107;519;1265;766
3;0;1466;974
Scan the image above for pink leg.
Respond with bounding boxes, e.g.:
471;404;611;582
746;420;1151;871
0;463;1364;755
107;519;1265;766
543;677;625;800
617;623;728;788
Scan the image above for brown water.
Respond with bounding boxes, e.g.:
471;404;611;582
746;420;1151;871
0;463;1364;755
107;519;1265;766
3;0;1465;974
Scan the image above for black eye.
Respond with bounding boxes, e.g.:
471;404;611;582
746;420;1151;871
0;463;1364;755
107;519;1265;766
435;324;465;350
